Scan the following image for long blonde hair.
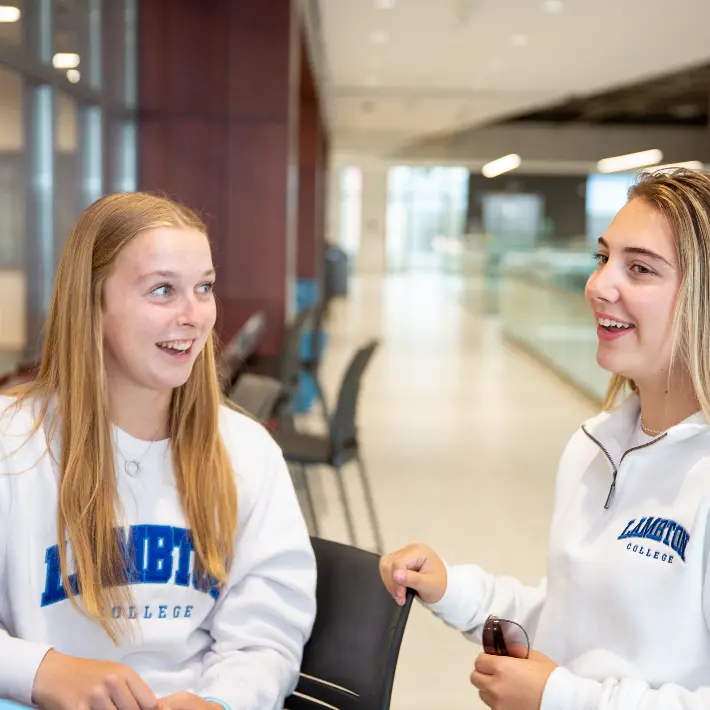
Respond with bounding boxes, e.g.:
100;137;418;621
603;169;710;415
6;192;237;642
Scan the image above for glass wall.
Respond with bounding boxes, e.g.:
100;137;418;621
0;0;138;369
386;166;469;272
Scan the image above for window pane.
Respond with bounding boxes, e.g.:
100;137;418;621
52;0;92;87
0;67;25;369
0;1;23;47
55;90;79;259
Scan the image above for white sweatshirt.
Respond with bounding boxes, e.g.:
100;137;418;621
426;393;710;709
0;395;317;709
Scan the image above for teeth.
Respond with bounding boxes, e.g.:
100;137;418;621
597;318;631;329
158;340;192;351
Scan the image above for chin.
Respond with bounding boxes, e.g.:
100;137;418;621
596;351;627;375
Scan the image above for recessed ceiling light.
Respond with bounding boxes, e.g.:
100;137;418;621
0;5;20;22
53;53;80;69
543;0;564;12
371;29;389;43
66;69;81;84
375;0;395;8
511;33;529;47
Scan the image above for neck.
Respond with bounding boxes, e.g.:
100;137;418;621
107;380;172;441
636;370;700;434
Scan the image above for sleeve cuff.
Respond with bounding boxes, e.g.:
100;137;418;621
203;697;231;710
419;563;486;632
541;666;601;710
0;639;53;706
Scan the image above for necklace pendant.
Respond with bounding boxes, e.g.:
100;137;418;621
124;460;140;477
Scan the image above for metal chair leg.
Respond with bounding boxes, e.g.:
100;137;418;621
299;464;320;537
313;375;329;422
355;455;385;554
333;466;358;547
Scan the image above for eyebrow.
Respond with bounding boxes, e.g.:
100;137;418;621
597;237;673;267
136;268;216;282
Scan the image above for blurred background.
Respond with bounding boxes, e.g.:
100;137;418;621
1;1;709;708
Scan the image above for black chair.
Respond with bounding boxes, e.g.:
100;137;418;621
299;298;330;421
218;311;267;393
286;537;414;710
229;373;285;421
274;340;384;553
276;306;316;415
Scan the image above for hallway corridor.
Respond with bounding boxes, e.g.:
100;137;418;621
305;272;598;710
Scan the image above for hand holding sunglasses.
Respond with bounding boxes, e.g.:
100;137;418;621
472;616;558;710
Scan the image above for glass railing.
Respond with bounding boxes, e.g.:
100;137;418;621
498;248;611;403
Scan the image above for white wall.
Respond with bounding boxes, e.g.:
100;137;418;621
327;155;390;275
357;165;388;273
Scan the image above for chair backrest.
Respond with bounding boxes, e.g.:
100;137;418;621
277;307;314;392
329;340;379;457
218;312;268;391
229;373;285;421
304;298;328;369
286;537;414;710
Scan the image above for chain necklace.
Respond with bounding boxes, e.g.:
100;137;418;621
114;415;170;477
640;414;665;437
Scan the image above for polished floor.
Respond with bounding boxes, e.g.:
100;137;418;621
299;272;598;710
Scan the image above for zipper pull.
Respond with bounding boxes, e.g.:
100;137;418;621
604;477;617;509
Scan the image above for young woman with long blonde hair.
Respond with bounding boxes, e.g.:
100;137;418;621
0;193;316;710
381;169;710;710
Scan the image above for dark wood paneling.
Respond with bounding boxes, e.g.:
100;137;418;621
138;0;300;356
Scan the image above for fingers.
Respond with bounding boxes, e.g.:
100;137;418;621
106;676;141;710
379;546;428;604
470;669;494;692
124;672;160;710
474;652;500;675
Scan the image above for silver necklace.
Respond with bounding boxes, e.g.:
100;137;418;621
114;416;169;477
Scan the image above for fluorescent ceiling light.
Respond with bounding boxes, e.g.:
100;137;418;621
597;149;663;174
642;160;704;172
375;0;395;7
53;53;80;69
0;6;21;22
371;29;389;43
66;69;81;84
543;0;564;12
482;154;521;178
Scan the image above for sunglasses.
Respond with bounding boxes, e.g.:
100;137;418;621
482;615;530;659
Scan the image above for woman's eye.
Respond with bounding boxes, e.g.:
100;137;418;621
197;281;215;295
593;252;608;266
632;264;653;276
151;284;172;297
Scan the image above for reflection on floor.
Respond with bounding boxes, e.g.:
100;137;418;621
297;272;598;710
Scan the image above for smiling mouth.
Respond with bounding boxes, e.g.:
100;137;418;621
597;317;635;333
156;339;194;356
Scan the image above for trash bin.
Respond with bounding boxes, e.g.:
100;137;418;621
324;244;349;299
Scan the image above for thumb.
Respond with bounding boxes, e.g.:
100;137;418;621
393;567;426;591
527;649;554;663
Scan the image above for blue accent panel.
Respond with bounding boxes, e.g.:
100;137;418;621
294;279;327;414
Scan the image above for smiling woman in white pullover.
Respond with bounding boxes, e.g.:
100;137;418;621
0;193;316;710
380;168;710;710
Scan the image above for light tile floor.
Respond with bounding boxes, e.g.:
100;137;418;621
297;271;598;710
